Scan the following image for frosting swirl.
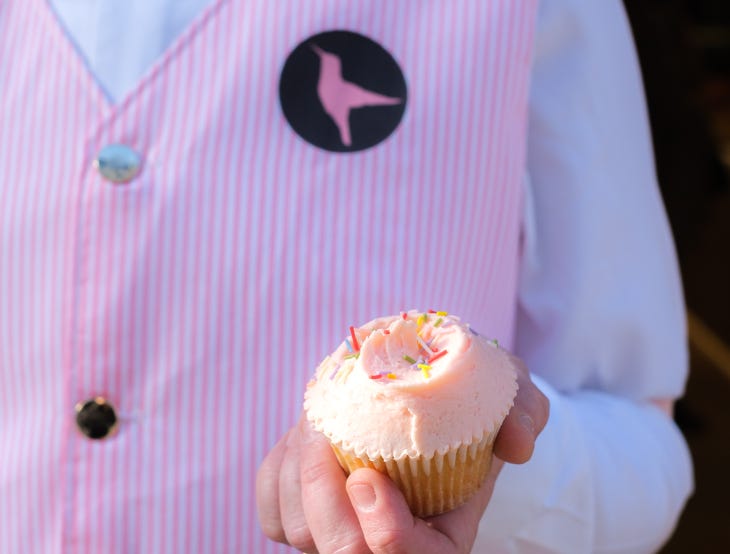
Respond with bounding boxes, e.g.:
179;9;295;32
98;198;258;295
304;311;518;460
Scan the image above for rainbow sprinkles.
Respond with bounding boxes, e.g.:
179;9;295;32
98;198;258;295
319;310;472;385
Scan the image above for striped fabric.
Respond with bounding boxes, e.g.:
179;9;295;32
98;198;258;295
0;0;537;552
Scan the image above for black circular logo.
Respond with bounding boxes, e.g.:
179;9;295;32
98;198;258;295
279;30;408;153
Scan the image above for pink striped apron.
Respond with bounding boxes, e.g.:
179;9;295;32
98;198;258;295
0;0;537;551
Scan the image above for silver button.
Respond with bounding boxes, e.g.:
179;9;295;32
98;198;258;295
94;144;142;183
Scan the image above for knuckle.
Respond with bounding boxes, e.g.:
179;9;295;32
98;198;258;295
284;523;316;552
365;526;410;553
299;458;333;488
259;519;288;544
325;533;370;554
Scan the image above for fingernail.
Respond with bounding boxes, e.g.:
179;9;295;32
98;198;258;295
519;413;535;436
349;483;376;511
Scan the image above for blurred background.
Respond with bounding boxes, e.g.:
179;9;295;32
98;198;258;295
621;1;730;551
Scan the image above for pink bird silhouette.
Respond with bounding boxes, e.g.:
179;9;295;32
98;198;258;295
311;44;403;146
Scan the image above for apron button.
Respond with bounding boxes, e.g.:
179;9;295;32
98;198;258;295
94;144;142;183
75;397;118;439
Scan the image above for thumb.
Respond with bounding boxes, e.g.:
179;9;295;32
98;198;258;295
346;468;455;554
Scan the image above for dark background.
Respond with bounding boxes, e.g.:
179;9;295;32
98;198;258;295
622;1;730;551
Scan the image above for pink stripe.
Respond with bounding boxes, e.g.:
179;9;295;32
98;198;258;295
208;10;228;550
478;1;513;309
216;11;235;547
162;9;205;549
3;4;26;550
235;2;260;548
364;0;381;316
435;2;460;306
229;2;255;547
154;26;182;553
465;1;510;321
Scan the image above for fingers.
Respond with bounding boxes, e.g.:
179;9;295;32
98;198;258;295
257;418;370;553
278;428;316;551
494;355;550;464
298;419;369;553
255;429;290;543
255;423;320;552
347;459;502;554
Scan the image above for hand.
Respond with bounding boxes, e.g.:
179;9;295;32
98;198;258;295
256;356;549;553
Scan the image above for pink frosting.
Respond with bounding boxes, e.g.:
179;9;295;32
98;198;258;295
304;311;519;460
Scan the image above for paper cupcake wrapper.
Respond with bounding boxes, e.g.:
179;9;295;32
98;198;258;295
331;434;495;518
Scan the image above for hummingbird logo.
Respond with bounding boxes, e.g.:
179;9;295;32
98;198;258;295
310;44;403;147
279;30;408;153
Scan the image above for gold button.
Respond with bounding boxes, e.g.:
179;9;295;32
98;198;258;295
75;397;118;439
94;144;142;183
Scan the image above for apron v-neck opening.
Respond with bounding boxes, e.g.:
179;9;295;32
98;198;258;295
38;0;228;109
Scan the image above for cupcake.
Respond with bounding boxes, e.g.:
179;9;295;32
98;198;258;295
303;310;518;517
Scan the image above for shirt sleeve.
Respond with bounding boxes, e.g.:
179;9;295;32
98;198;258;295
475;0;694;551
515;0;688;399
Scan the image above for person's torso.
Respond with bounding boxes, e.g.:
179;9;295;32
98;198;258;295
0;1;537;551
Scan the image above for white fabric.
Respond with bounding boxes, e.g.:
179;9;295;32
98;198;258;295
478;376;693;553
49;0;212;101
517;0;688;400
47;0;694;551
